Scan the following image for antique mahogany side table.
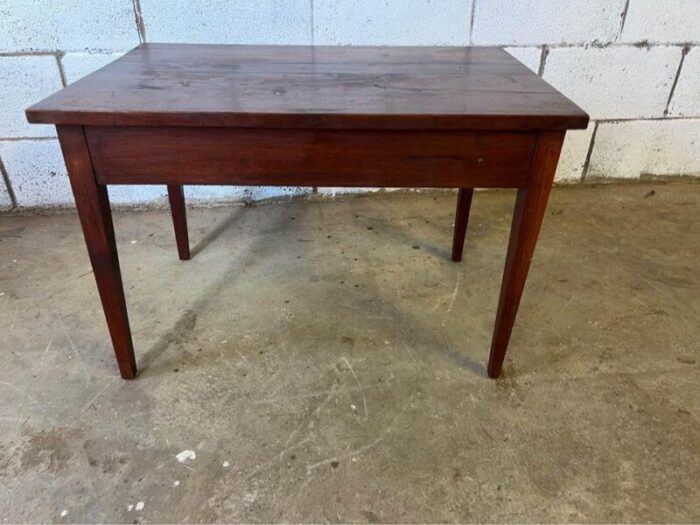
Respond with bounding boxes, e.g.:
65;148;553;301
26;44;588;380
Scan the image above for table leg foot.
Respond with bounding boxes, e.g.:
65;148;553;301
58;125;137;380
451;188;474;262
168;185;190;260
488;131;565;378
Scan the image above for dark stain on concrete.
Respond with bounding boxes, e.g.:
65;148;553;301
19;427;81;473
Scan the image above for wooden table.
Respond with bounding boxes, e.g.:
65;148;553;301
26;44;588;380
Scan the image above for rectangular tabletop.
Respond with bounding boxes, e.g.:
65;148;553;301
26;43;587;131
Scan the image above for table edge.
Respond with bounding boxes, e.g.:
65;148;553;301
26;109;589;131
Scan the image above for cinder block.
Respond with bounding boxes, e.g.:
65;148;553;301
0;173;11;208
185;186;311;204
313;0;470;45
472;0;624;46
555;126;595;183
0;0;139;52
109;186;313;206
107;186;167;206
621;0;700;44
0;140;72;208
587;119;700;179
543;46;681;119
0;56;63;138
505;47;542;73
668;47;700;117
317;187;382;196
61;52;126;84
140;0;311;45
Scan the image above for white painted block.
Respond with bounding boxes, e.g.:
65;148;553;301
61;52;126;84
555;126;595;183
587;119;700;179
505;47;542;73
543;46;681;119
140;0;311;45
110;186;311;206
185;186;311;203
0;56;63;138
621;0;700;44
313;0;470;45
317;187;382;197
0;0;139;52
472;0;624;46
668;48;700;117
108;186;168;206
0;140;72;208
0;176;11;208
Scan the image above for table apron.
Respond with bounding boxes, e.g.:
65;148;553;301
85;126;537;188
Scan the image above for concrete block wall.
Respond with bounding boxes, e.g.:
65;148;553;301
1;0;698;209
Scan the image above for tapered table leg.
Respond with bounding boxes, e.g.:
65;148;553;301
57;125;137;379
488;131;565;378
452;188;474;262
167;185;190;260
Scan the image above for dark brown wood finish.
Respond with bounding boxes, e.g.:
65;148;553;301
488;131;565;378
27;44;588;379
26;44;588;131
56;125;137;379
85;127;536;188
167;185;190;261
452;188;474;262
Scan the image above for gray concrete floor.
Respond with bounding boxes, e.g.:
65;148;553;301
0;181;699;523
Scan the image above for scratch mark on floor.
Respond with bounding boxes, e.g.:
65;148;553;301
305;391;415;473
253;383;383;406
284;381;339;448
446;273;463;314
341;356;368;421
13;390;28;440
80;381;115;413
59;320;90;386
218;348;236;371
401;343;418;368
0;380;27;397
278;436;311;463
